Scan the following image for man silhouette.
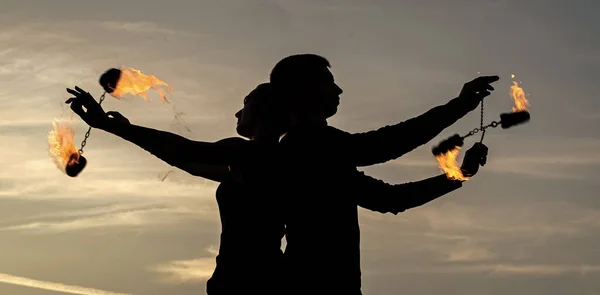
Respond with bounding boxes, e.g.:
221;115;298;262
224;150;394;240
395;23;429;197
269;54;496;295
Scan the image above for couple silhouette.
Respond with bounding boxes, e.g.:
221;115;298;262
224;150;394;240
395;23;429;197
65;54;497;295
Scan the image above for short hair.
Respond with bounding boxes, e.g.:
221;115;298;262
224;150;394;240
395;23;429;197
269;54;331;89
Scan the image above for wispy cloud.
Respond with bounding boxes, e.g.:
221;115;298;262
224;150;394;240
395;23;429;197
0;199;217;234
368;263;600;277
0;272;132;295
444;242;495;262
0;206;202;234
148;246;218;284
99;21;196;37
406;201;599;237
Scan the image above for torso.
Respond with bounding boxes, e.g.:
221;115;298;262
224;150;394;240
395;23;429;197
206;139;285;295
279;125;363;294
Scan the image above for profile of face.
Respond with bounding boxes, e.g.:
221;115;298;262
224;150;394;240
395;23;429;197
235;96;257;139
305;67;343;119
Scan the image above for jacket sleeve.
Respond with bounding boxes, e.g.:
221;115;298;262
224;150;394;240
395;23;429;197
352;172;463;214
338;96;476;167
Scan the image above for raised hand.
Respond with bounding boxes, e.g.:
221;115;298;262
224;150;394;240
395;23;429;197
65;86;109;129
458;76;500;111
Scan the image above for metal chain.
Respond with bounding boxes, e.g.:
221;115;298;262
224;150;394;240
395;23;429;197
462;120;499;139
460;99;504;140
479;100;485;143
78;92;107;154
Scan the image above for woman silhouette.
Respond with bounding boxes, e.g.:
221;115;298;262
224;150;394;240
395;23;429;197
66;83;289;295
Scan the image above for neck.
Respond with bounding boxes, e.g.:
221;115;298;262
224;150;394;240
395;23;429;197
250;128;281;143
290;112;327;128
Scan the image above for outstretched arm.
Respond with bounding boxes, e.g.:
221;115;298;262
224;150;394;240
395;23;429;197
354;142;488;214
102;118;253;168
354;172;462;214
65;86;258;174
176;162;232;183
339;76;499;167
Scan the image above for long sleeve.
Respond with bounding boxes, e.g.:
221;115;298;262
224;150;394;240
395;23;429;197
353;172;463;215
337;96;476;167
102;120;257;168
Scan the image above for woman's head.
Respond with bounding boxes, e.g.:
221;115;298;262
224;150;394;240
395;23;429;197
235;83;290;140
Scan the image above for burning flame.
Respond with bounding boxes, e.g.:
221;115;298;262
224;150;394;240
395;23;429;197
110;67;173;103
510;75;530;112
435;146;470;181
47;119;80;173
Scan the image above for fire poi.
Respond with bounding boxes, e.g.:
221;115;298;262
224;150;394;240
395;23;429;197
47;118;87;177
48;67;174;177
432;74;531;180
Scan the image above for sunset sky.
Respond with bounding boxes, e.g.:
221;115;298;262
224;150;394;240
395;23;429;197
1;0;599;294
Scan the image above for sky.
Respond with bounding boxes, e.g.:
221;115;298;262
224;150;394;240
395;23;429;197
0;0;599;294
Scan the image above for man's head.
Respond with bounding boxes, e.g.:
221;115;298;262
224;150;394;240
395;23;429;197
235;83;290;139
269;54;343;121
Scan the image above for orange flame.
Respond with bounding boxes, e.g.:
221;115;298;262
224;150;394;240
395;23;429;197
110;67;173;103
47;119;80;173
435;146;470;181
510;79;530;112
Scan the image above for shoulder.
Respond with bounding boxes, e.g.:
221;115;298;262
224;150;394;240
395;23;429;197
215;137;249;145
324;125;351;137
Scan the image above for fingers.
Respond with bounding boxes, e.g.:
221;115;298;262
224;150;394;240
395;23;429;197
66;86;97;105
482;75;500;83
69;99;86;118
476;90;491;99
473;75;500;84
471;143;488;166
465;76;500;92
471;142;488;154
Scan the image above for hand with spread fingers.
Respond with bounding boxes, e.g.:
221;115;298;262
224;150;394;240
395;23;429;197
458;76;500;111
65;86;109;129
65;86;131;130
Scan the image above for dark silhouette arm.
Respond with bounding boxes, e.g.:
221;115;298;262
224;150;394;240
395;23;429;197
101;120;254;169
338;96;476;167
176;163;232;182
352;172;463;214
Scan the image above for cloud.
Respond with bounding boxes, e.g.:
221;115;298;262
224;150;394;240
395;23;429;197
148;247;218;284
0;200;216;234
0;272;131;295
149;258;216;284
478;264;600;276
369;263;600;277
404;200;600;238
99;21;196;36
444;242;495;262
